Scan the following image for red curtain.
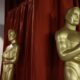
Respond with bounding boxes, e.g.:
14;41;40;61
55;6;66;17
4;0;80;80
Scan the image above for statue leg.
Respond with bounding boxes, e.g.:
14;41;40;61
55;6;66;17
7;68;13;80
2;71;6;80
2;65;8;80
65;66;79;80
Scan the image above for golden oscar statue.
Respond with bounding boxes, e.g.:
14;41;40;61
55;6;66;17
2;29;19;80
55;7;80;80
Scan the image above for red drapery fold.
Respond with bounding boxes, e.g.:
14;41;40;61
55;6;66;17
4;0;80;80
4;2;32;80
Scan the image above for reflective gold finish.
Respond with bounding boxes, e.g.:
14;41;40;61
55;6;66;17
55;7;80;80
2;29;19;80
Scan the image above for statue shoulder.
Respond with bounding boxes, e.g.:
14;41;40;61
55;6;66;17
5;44;13;50
13;44;19;50
55;28;68;40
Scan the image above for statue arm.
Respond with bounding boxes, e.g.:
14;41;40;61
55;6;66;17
3;46;19;64
55;34;80;61
2;46;14;60
2;54;13;60
62;44;80;60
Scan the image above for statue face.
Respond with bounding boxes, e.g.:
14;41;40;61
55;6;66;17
70;9;80;25
8;31;16;41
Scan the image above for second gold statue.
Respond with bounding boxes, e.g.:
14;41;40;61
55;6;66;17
55;7;80;80
2;29;19;80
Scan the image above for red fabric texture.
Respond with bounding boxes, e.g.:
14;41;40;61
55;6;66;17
4;0;80;80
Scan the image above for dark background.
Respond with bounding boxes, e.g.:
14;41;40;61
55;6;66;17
5;0;80;14
5;0;25;14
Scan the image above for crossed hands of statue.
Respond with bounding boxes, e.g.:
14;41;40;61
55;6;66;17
2;48;14;64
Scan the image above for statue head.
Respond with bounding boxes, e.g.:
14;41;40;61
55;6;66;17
8;29;16;41
65;7;80;25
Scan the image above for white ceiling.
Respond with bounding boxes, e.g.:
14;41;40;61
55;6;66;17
0;0;5;25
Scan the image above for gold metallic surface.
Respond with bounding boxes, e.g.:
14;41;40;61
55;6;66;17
55;7;80;80
2;29;19;80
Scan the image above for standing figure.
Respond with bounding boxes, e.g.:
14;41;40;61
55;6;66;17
55;7;80;80
2;29;19;80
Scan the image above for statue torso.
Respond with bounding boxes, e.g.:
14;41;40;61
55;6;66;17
57;27;80;62
3;44;18;59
